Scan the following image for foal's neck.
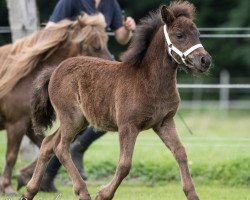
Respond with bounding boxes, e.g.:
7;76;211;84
142;27;178;90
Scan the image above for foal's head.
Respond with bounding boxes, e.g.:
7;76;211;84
161;1;211;72
73;13;113;60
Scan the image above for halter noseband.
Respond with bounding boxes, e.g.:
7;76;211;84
163;24;203;65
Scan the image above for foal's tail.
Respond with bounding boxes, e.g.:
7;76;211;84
31;67;56;134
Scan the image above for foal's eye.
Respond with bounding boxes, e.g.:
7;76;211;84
175;32;184;39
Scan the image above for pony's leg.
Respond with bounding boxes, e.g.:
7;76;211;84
21;132;58;200
0;121;26;195
154;118;199;200
53;114;90;200
95;125;139;200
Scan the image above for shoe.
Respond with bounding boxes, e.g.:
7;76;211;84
39;172;58;193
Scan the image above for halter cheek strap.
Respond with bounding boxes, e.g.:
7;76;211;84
163;24;203;65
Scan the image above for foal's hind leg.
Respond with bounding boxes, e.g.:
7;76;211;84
53;112;90;200
154;118;199;200
95;125;139;200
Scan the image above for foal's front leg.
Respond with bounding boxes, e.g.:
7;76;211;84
154;118;199;200
95;125;139;200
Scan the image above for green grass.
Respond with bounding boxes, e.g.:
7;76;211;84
0;109;250;199
3;182;250;200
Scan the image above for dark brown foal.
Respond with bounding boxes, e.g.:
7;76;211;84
23;1;212;200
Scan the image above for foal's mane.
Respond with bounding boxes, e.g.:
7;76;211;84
0;13;106;98
121;1;196;66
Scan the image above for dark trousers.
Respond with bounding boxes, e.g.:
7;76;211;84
46;127;106;176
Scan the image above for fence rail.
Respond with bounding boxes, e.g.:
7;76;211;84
1;26;250;38
177;82;250;109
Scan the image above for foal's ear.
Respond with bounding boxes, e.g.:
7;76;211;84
161;5;175;25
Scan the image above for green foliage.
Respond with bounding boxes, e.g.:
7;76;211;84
82;157;250;186
192;158;250;186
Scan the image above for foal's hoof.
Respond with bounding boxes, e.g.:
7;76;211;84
95;187;113;200
95;194;110;200
186;191;200;200
79;193;91;200
20;195;30;200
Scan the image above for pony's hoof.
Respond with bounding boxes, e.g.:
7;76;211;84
0;182;17;196
4;185;17;196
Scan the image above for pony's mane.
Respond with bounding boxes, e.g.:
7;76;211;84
0;13;106;98
121;1;196;66
120;9;162;66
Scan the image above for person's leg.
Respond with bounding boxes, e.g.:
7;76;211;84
70;127;106;179
39;155;61;192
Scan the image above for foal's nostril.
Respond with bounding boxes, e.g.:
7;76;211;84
201;56;206;65
200;55;211;68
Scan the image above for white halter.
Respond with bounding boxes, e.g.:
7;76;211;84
163;24;203;65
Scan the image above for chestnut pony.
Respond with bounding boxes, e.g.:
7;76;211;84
23;2;211;200
0;13;112;195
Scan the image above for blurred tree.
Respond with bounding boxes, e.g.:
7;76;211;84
224;0;250;78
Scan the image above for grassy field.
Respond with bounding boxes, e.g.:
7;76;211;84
8;182;249;200
0;109;250;199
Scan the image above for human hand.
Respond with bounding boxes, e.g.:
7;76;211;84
123;17;136;32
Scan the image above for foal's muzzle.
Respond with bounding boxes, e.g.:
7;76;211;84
188;52;212;72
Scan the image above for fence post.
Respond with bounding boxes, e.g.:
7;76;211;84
220;70;230;109
6;0;39;42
